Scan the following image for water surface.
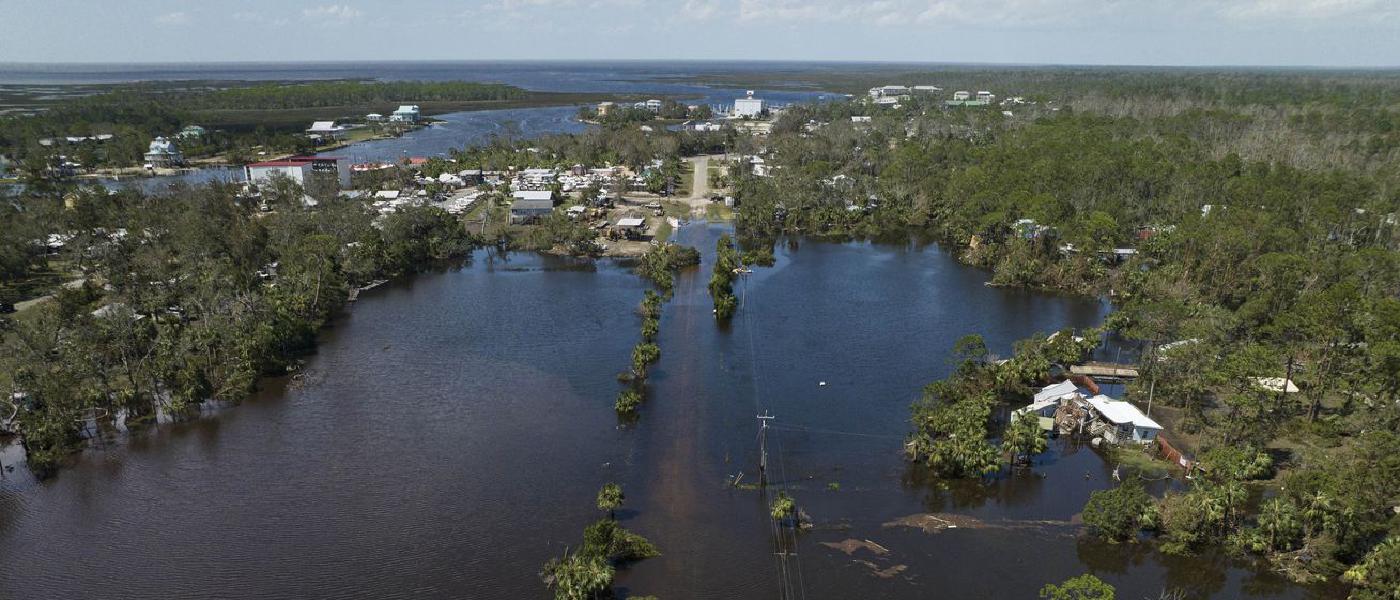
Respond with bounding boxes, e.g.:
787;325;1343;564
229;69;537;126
0;226;1325;599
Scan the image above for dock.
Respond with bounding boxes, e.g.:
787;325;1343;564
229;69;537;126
1070;362;1140;380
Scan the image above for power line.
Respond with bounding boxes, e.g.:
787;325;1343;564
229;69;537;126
739;265;807;600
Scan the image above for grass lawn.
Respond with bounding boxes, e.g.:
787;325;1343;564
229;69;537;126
705;203;735;221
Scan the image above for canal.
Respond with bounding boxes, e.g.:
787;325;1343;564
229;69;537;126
0;223;1323;599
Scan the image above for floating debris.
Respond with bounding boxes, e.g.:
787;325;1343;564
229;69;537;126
854;559;908;579
821;538;890;557
883;512;1074;535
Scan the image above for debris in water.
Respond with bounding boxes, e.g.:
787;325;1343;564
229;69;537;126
818;381;827;386
854;560;908;579
883;513;983;533
821;538;890;556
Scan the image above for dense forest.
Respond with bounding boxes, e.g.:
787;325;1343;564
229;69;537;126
729;70;1400;597
0;179;474;475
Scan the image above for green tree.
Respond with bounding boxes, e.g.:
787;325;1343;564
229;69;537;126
1040;574;1115;600
541;552;613;600
1082;482;1152;542
596;483;624;519
1003;413;1048;465
1343;537;1400;600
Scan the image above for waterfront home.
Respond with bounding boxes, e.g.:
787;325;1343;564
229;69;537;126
614;217;646;239
143;137;183;168
645;99;663;112
597;101;614;116
365;113;384;122
734;91;767;118
391;105;421;123
1084;395;1162;445
306;121;348;140
1012;380;1082;431
245;156;352;189
510;191;555;224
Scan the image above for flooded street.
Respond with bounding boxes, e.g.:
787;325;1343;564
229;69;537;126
0;224;1327;598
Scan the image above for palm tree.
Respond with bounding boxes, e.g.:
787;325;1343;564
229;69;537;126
542;551;614;600
1257;498;1301;551
596;483;624;519
770;492;796;524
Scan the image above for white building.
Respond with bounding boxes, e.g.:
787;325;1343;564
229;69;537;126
976;91;996;103
244;156;352;189
143;137;183;168
952;91;971;101
1085;395;1163;445
510;190;555;223
365;113;384;122
733;91;767;118
390;105;421;123
868;85;911;98
306;121;348;140
644;99;663;112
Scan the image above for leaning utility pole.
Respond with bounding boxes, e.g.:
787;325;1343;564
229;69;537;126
757;412;775;487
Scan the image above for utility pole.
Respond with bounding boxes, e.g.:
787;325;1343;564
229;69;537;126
757;412;775;487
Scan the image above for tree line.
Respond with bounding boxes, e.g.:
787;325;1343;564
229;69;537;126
730;69;1400;595
1;176;475;475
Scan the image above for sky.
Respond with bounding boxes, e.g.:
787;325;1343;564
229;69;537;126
1;0;1398;67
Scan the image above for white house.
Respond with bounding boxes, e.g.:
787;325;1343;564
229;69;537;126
733;91;767;118
1012;380;1081;430
244;156;352;189
851;116;872;123
644;99;663;113
365;113;384;122
1085;395;1162;445
977;91;996;103
952;91;971;101
390;105;421;123
306;121;348;140
510;190;555;223
143;137;183;168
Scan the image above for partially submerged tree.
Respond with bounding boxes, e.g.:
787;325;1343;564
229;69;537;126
596;483;624;519
1040;574;1116;600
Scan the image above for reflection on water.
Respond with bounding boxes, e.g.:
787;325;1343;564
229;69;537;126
0;226;1336;599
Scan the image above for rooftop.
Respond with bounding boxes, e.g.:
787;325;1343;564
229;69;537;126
512;190;553;201
1086;395;1162;429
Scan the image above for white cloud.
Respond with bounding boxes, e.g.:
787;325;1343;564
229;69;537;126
1216;0;1397;21
681;0;721;20
737;0;911;24
302;4;364;21
154;11;190;26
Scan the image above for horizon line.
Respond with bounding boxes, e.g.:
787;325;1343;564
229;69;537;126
2;58;1399;72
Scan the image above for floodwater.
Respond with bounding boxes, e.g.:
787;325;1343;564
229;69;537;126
0;224;1329;599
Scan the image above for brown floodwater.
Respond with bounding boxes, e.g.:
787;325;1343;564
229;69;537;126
0;223;1334;599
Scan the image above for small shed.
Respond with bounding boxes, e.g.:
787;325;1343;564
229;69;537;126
614;217;646;239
